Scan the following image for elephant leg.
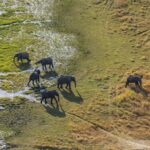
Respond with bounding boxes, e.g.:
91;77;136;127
44;65;47;70
21;58;23;63
135;81;139;88
42;65;45;71
68;83;71;90
66;83;68;89
54;97;59;108
17;57;19;62
27;58;30;63
32;80;35;86
36;79;39;85
41;98;43;104
51;98;53;105
27;80;31;86
38;76;40;83
45;98;47;104
60;84;63;89
125;81;129;88
57;83;60;89
139;80;142;88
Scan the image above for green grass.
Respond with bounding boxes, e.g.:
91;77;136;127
0;0;150;149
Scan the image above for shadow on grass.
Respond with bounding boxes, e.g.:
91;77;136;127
29;85;43;92
5;143;18;150
60;89;83;104
41;70;58;80
14;61;32;71
29;85;47;98
130;86;150;97
43;104;66;118
35;145;67;150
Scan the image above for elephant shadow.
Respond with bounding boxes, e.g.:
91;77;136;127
29;83;45;90
14;61;32;71
43;104;66;118
129;86;150;97
41;71;58;80
60;89;83;104
28;86;47;102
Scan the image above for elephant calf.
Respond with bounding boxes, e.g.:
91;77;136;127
57;75;76;90
28;69;41;86
125;74;143;88
36;57;54;71
13;52;31;63
40;90;59;105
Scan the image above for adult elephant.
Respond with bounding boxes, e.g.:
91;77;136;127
125;74;143;88
13;52;31;63
35;57;54;71
40;90;59;105
57;75;76;90
27;69;41;86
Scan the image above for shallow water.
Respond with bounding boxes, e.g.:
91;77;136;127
0;140;7;149
0;88;37;102
0;10;5;15
0;68;34;76
0;105;5;110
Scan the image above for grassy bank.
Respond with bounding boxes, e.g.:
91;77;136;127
53;0;150;148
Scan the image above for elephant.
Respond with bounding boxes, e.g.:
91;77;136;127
131;0;141;3
13;52;31;63
40;89;59;105
57;75;76;90
125;74;143;88
35;57;54;71
27;69;41;86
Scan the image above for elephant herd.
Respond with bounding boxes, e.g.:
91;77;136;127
13;52;77;106
13;52;144;106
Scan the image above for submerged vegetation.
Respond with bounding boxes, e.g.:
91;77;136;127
0;0;150;149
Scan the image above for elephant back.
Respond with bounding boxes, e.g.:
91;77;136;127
30;72;39;80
